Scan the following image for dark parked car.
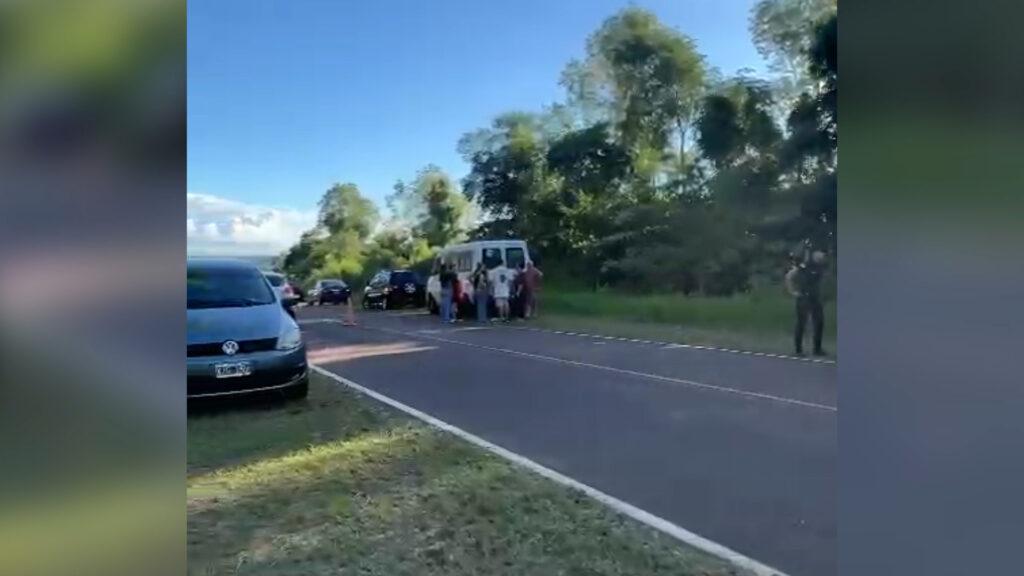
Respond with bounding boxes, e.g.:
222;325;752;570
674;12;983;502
363;269;426;310
309;279;351;305
187;259;308;400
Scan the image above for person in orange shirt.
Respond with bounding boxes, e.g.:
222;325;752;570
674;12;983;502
520;261;544;319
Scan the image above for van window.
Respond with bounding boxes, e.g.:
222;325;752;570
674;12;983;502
506;247;526;270
457;250;473;272
482;247;503;269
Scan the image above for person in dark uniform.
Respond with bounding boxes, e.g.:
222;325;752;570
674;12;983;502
785;247;828;356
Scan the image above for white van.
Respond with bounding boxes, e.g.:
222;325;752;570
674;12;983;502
426;239;531;314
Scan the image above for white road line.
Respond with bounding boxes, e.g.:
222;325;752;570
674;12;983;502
297;318;337;325
373;326;836;412
311;364;790;576
508;327;836;366
385;310;430;317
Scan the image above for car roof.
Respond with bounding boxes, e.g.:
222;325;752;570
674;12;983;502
440;240;527;252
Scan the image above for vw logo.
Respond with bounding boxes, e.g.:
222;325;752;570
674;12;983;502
222;340;239;356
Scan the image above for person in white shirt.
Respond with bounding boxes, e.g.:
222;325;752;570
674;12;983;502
488;260;513;322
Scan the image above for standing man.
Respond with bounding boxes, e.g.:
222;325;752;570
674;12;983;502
488;259;513;322
521;261;544;319
471;262;490;322
439;263;456;324
785;247;827;356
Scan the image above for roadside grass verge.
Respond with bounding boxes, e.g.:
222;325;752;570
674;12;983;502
188;374;742;576
535;288;836;357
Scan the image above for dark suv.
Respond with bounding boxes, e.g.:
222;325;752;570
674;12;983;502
309;279;351;305
362;269;425;310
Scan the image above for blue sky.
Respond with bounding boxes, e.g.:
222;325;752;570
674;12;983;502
187;0;766;254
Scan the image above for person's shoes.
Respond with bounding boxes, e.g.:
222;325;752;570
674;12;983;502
794;350;805;357
812;349;828;357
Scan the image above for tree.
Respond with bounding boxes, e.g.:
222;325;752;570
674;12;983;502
749;0;836;98
459;112;550;236
280;229;327;284
696;80;780;170
363;227;434;274
584;8;706;173
544;122;632;287
317;183;378;239
772;13;837;253
388;165;469;248
559;58;615;128
696;95;742;169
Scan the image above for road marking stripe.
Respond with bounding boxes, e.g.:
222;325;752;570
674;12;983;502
311;364;790;576
372;325;836;412
297;318;337;325
503;326;836;365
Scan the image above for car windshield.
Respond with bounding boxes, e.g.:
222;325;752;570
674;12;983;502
264;273;285;287
187;266;276;309
323;280;346;288
392;271;419;284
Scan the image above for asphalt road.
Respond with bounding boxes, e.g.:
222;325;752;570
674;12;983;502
297;305;836;576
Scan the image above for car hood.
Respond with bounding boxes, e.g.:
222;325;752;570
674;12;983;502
187;304;286;344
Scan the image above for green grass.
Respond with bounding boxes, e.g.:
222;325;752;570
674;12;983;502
188;375;742;576
536;287;836;357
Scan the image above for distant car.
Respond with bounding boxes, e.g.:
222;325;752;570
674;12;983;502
263;271;299;317
362;269;425;310
309;279;351;305
187;259;308;400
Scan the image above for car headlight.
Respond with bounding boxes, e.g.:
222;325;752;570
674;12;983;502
276;323;302;350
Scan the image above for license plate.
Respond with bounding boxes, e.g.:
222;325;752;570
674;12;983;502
215;362;252;379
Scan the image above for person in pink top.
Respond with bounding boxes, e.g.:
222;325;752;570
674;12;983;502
520;261;543;319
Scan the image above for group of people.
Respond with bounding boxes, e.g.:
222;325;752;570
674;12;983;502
437;260;543;324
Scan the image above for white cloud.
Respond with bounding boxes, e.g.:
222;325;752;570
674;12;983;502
186;193;317;256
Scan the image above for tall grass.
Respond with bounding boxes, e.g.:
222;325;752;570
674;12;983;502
541;286;836;337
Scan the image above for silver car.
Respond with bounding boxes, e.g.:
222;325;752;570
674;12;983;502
187;259;308;400
263;270;298;318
